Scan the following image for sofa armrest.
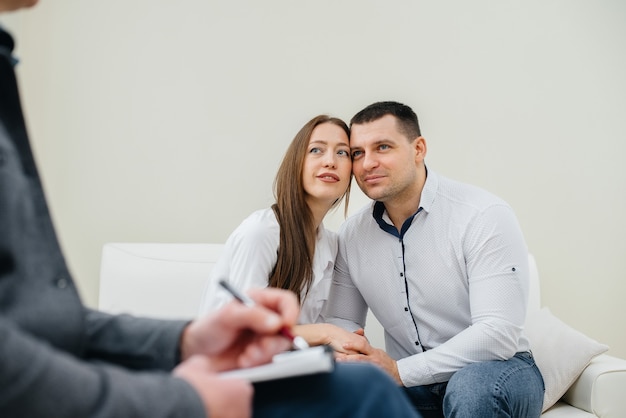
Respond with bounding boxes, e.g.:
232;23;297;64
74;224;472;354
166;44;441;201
562;353;626;416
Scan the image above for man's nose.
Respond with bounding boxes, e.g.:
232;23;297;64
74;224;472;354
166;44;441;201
362;153;378;170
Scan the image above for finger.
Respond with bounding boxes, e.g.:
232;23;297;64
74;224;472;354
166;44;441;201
239;335;291;368
335;353;368;362
343;337;372;355
217;298;286;336
247;288;300;326
352;328;370;344
330;342;363;355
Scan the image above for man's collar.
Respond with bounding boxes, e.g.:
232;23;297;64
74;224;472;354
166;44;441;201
372;201;422;239
417;166;437;213
370;167;438;239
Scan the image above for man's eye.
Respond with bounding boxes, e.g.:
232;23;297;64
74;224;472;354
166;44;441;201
352;150;363;158
379;144;390;150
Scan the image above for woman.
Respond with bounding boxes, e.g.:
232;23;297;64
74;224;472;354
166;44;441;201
199;115;358;345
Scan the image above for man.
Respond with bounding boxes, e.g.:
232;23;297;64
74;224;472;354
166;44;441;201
0;1;422;416
324;101;544;417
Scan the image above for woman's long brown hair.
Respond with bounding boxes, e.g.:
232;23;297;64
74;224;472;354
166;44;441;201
269;115;350;303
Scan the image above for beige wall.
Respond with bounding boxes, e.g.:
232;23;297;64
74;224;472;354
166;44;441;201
3;1;625;357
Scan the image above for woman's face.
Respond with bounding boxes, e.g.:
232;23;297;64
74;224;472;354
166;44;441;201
301;122;352;210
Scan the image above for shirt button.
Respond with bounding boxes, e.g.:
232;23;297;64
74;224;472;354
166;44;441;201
56;277;69;289
400;273;404;277
404;307;409;311
415;341;420;346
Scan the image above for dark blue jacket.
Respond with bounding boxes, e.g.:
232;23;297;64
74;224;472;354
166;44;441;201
0;26;204;418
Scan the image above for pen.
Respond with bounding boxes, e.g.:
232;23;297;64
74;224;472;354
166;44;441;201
218;279;310;350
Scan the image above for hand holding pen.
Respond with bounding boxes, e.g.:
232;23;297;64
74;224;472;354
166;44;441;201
219;279;310;350
175;285;304;418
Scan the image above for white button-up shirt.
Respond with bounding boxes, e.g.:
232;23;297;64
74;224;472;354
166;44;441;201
323;170;531;386
199;208;337;324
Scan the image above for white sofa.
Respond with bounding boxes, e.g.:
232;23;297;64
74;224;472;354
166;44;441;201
98;242;626;417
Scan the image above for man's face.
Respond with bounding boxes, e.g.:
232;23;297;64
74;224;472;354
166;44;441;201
0;0;38;13
350;114;425;203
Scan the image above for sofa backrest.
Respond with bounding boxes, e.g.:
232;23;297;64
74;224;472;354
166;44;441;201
98;243;542;339
99;242;224;320
527;253;541;318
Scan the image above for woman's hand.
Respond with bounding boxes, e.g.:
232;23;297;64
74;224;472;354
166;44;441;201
293;323;370;354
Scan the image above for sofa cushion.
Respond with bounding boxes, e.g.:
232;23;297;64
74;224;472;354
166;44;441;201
525;307;608;412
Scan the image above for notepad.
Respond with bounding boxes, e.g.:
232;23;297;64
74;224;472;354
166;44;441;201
219;345;335;382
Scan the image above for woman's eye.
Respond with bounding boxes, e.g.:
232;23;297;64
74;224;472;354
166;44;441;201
309;147;321;154
337;149;350;157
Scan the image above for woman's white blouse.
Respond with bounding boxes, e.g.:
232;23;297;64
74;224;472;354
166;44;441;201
198;208;338;324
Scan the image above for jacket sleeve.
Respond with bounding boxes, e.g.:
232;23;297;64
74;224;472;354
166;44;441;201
0;315;206;418
82;308;188;371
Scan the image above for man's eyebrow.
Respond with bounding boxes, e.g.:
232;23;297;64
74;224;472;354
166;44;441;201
350;139;390;149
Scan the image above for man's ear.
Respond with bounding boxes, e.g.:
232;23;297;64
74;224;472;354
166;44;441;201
414;136;427;162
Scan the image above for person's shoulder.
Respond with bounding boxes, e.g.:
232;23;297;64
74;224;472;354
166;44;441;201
228;207;279;244
316;225;339;259
338;202;375;236
436;173;509;210
318;225;338;242
346;202;374;223
239;207;279;227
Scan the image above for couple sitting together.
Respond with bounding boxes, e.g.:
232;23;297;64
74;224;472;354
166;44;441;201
199;100;545;417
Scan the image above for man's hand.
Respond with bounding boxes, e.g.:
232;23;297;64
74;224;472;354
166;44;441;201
337;339;402;385
180;287;298;371
174;356;253;418
173;288;300;417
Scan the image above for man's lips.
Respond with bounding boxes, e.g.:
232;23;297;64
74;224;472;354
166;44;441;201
362;174;385;183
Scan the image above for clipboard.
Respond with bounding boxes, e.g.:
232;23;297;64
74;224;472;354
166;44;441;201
219;345;335;382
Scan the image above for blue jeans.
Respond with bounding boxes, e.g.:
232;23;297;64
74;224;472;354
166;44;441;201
253;362;422;417
403;352;544;418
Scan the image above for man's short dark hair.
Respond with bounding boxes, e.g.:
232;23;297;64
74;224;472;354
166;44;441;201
350;101;421;140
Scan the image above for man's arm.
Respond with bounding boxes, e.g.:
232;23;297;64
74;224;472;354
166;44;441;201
83;308;189;370
0;316;206;418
